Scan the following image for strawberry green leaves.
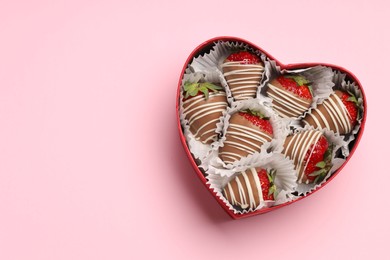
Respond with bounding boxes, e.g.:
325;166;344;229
347;91;358;105
285;74;311;87
274;74;313;100
347;90;362;120
267;169;278;197
315;161;326;168
183;82;199;97
309;144;334;184
243;109;269;119
183;82;222;100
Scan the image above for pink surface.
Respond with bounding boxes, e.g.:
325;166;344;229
0;0;387;259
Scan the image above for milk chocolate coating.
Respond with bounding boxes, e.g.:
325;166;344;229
302;90;353;135
219;113;273;164
222;167;264;210
282;130;323;184
183;90;228;144
222;61;264;101
266;79;312;118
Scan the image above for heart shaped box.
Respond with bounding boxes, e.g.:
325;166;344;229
176;36;367;219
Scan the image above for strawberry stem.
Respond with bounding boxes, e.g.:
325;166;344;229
267;169;277;197
284;74;311;86
183;82;222;100
243;109;269;119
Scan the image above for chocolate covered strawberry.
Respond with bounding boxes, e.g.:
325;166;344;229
223;168;277;210
302;90;359;134
221;51;264;101
182;82;228;144
283;130;333;184
266;74;313;118
219;110;273;164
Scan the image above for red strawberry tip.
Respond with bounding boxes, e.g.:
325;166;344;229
308;143;334;184
339;90;360;125
238;110;273;135
257;169;277;201
226;51;261;64
276;75;313;100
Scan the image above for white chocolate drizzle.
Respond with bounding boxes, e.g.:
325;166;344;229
220;123;272;164
183;92;227;142
222;168;264;210
221;61;264;101
302;93;352;134
267;83;311;118
284;130;322;184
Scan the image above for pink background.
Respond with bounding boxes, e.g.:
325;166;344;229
0;0;387;259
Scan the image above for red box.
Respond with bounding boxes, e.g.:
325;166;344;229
176;36;367;219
